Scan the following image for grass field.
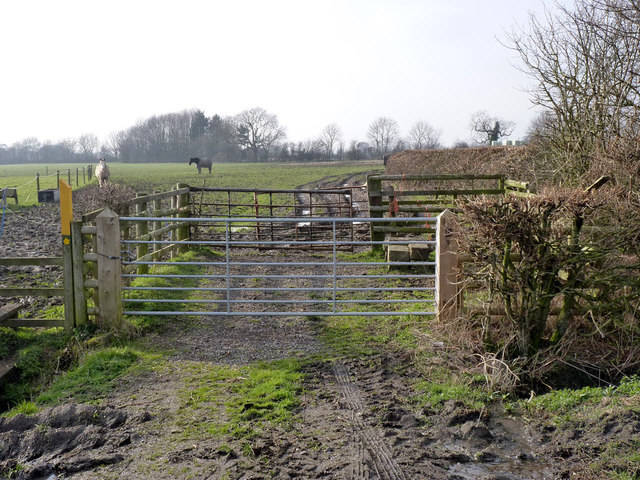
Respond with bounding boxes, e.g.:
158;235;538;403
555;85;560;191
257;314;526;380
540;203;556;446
0;161;382;206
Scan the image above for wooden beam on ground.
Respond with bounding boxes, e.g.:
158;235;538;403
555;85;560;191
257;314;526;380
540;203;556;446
0;354;18;385
0;318;65;328
0;303;22;321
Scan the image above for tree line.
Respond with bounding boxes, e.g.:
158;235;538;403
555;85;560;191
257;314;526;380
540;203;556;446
0;108;450;165
1;105;521;165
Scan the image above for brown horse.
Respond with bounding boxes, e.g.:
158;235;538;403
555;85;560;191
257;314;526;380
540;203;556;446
189;157;213;174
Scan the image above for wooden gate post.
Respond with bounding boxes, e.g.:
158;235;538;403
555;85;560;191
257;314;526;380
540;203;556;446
71;220;88;326
136;194;149;274
436;209;460;321
176;183;190;254
367;175;385;252
96;208;122;328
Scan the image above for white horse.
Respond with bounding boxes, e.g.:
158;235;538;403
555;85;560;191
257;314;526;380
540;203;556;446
95;158;110;187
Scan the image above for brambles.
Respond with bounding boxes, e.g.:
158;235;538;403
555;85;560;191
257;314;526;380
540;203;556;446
458;187;640;389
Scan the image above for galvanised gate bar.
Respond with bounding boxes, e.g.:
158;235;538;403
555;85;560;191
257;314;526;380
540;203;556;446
119;216;439;317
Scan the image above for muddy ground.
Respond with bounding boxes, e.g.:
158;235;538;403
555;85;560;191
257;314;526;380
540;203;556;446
1;176;638;479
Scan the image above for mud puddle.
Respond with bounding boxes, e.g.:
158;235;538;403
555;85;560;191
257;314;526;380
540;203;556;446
445;413;554;480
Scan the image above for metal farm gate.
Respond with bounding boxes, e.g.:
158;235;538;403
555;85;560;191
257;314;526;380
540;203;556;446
118;216;441;318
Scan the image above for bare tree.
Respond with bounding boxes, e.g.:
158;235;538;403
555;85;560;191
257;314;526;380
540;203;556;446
469;111;515;145
367;117;400;156
233;107;287;162
76;133;99;160
505;0;640;178
104;131;126;161
407;121;442;149
319;123;343;159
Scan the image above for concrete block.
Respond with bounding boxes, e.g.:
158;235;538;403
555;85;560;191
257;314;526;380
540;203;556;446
386;245;410;264
409;243;433;261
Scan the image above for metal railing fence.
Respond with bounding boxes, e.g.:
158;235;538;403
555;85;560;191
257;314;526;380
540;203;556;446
119;216;438;317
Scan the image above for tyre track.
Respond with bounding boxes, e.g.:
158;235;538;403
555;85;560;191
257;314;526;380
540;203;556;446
333;363;407;480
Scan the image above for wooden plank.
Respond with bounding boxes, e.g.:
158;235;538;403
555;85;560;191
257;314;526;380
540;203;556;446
0;257;63;266
369;188;505;197
504;179;531;190
506;190;535;198
0;318;65;328
131;222;182;242
127;188;189;206
368;174;505;181
0;303;22;321
190;186;350;195
81;189;190;223
0;288;64;297
372;226;437;234
369;205;449;213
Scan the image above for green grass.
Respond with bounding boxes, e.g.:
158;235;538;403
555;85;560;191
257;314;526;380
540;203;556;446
123;248;217;331
0;163;95;206
414;376;489;411
0;160;378;208
519;376;640;479
2;346;146;417
99;161;376;193
178;359;303;441
523;375;640;416
35;347;141;404
0;327;69;407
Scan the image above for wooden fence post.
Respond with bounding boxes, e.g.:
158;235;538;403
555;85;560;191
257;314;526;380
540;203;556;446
436;209;460;321
96;208;122;328
136;194;149;274
153;195;162;261
177;183;190;254
71;220;87;325
367;176;385;252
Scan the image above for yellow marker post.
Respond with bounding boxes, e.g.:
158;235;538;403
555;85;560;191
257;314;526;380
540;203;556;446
59;180;72;237
59;180;75;330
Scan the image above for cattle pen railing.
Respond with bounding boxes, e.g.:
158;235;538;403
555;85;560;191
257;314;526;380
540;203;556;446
83;212;458;320
1;181;465;330
188;185;364;248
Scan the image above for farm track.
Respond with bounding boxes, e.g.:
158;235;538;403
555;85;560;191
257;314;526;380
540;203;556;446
3;173;631;479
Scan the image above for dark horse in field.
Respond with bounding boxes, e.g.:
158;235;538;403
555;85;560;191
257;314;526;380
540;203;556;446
189;157;213;174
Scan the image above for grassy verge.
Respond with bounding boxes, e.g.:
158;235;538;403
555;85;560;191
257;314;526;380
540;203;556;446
176;359;303;443
0;327;69;409
520;377;640;479
0;248;211;415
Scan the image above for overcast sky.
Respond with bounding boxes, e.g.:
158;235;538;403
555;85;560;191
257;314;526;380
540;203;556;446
0;0;549;149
